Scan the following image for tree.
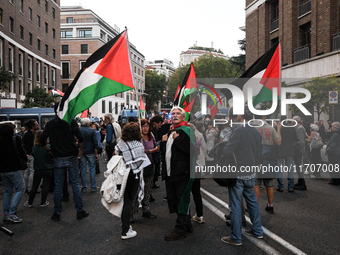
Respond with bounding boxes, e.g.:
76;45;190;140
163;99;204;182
289;77;340;120
22;87;55;108
0;66;16;92
144;70;167;112
229;38;246;77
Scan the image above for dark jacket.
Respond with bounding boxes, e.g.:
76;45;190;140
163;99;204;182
277;125;298;158
23;129;35;155
31;145;54;170
0;135;27;173
222;125;262;176
79;126;98;154
40;117;83;158
326;129;340;156
161;128;191;182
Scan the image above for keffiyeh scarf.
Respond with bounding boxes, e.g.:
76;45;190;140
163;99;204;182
116;140;145;174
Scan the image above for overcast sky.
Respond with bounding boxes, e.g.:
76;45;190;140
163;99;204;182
60;0;246;67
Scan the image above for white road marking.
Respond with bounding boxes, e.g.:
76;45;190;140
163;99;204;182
200;188;308;255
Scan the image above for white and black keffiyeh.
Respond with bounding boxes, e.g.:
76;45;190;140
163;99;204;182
115;140;145;174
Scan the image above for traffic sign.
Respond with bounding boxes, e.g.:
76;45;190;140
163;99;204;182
329;91;338;104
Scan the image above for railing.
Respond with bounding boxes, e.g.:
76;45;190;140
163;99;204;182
333;33;340;51
61;18;97;24
271;19;279;31
299;0;311;16
293;45;310;62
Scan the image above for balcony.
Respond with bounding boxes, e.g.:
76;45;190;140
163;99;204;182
299;0;311;17
333;33;340;51
294;45;310;62
271;19;279;32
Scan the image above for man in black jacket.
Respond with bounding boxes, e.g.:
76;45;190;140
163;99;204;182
161;107;194;241
40;104;89;222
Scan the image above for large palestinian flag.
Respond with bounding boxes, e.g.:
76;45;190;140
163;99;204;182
57;30;135;124
222;41;281;108
173;63;198;115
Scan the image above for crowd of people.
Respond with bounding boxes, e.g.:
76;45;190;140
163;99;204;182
0;104;340;245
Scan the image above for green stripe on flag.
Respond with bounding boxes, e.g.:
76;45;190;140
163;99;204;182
252;86;280;107
63;77;133;123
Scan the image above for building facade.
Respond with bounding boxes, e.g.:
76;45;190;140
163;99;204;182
60;6;145;120
180;47;229;67
245;0;340;121
0;0;61;107
145;59;176;111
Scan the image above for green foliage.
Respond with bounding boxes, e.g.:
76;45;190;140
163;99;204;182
145;70;167;112
22;87;55;108
229;38;246;77
0;67;16;92
289;77;340;120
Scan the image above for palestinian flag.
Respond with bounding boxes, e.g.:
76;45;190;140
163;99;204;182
139;97;145;118
57;30;134;124
49;89;64;98
80;109;89;118
173;84;181;102
222;41;281;108
173;63;198;112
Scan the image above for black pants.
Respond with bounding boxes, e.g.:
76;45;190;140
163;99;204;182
166;178;192;234
294;149;306;185
121;171;140;235
192;178;203;217
29;170;52;205
328;154;340;185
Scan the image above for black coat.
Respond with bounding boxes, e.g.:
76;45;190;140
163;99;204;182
0;135;27;173
326;129;340;157
161;129;191;182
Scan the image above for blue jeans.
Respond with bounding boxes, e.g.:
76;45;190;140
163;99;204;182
228;178;263;243
277;156;295;189
1;171;25;215
80;153;97;190
54;156;83;214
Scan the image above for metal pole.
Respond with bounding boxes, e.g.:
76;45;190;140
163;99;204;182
332;104;334;121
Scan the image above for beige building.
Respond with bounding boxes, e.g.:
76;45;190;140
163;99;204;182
60;6;145;120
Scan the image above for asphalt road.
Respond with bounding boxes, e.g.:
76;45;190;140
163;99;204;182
1;157;339;255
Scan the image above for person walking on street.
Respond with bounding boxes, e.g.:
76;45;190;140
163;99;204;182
293;116;307;190
40;103;89;222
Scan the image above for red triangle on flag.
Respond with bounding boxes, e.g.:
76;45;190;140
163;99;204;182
174;84;181;101
208;104;219;119
80;109;88;118
139;97;145;111
260;42;281;95
94;30;134;89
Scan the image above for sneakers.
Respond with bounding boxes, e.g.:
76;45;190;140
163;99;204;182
265;205;274;214
192;214;204;224
24;201;32;208
77;210;89;219
51;213;60;222
142;211;157;219
245;229;263;239
294;184;307;190
276;188;284;192
121;227;137;240
40;201;50;207
164;232;186;241
3;214;23;223
221;236;242;246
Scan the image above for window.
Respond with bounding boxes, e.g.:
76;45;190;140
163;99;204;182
141;70;143;77
62;83;68;92
138;69;140;75
45;44;48;55
36;62;41;82
37;15;40;28
45;0;48;12
81;44;88;54
29;8;32;21
115;102;118;114
8;46;13;72
0;40;3;67
19;52;23;75
0;8;3;24
20;26;24;40
79;29;92;37
37;39;41;50
45;22;48;34
102;100;106;113
28;56;32;79
60;30;72;38
9;17;14;33
62;45;68;54
51;69;55;86
134;66;136;73
28;81;32;92
52;8;55;19
61;62;70;78
29;33;32;46
80;61;86;69
44;66;48;84
37;0;40;4
108;36;112;42
52;28;55;39
109;101;112;113
20;0;24;13
66;17;73;23
19;80;23;95
52;49;56;59
100;31;105;40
